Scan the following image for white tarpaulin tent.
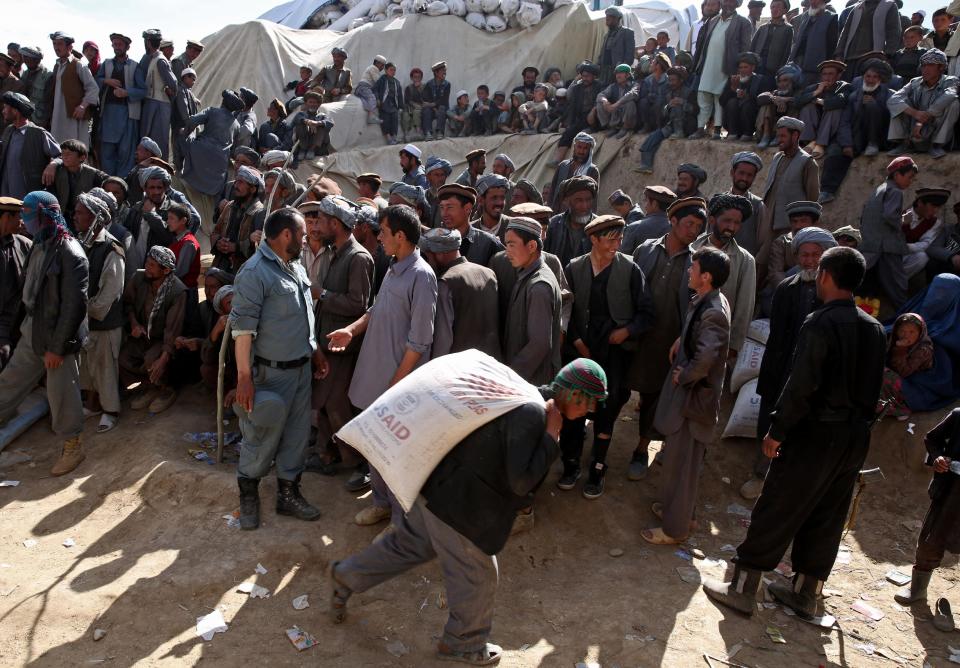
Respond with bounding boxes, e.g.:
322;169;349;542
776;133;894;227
198;2;692;153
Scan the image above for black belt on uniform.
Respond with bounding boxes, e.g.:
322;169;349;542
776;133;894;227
254;355;310;370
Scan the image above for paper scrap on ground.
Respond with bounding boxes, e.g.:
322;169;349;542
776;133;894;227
236;581;270;599
292;594;309;610
719;544;737;553
835;546;852;565
62;538;75;548
93;629;107;641
222;513;240;529
386;640;409;657
0;480;20;487
255;563;267;574
855;642;876;656
885;569;911;586
22;539;36;548
196;610;228;641
766;626;786;644
285;626;318;651
852;599;885;621
907;423;916;434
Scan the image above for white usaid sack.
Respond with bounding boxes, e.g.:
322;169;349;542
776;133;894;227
485;13;508;31
336;349;545;512
729;339;765;393
747;318;770;346
722;378;761;439
426;1;450;15
516;1;543;27
465;11;487;28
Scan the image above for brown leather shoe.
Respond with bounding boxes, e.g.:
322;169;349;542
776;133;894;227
51;436;85;476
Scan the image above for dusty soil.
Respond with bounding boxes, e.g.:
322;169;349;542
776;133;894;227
0;383;957;668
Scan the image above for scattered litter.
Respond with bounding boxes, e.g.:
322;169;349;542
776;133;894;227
292;594;309;610
620;415;633;422
62;538;76;548
625;633;656;642
437;591;447;609
852;600;885;621
885;569;911;586
705;653;751;668
835;546;852;565
762;602;778;609
854;642;876;656
188;450;216;465
907;423;916;435
765;626;786;644
222;512;240;529
609;548;624;558
823;587;842;598
93;629;107;641
676;566;701;584
285;625;317;651
22;539;36;548
719;544;737;553
690;548;705;559
726;503;752;518
674;549;692;561
721;477;731;484
236;581;270;599
702;558;726;569
774;562;794;578
386;640;409;657
255;563;268;574
0;480;20;487
875;647;905;664
196;610;228;641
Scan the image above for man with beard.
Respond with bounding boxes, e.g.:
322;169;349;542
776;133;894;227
691;194;756;355
310;47;352;104
796;60;851;158
627;197;706;481
137;30;178;161
399;143;429;189
210;166;264;273
559;215;654;498
119;245;185;417
886;49;959;159
789;0;840;86
676;163;708;199
549;133;600;212
437;184;503;266
0;92;61;200
72;193;125;434
47;31;99;146
549;64;603;167
742;226;836;499
296;201;332;304
545;176;599;267
124;136;163;203
96;33;144;177
230;207;324;530
122;166;200;271
719;52;770;141
456;149;486;188
356;173;387;210
16;46;52;128
726;151;766;256
311;196;374;492
473;174;513;243
421;227;501;359
598;7;637;85
424;157;452;228
703;247;885;619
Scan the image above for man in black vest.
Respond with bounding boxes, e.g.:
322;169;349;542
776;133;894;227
421;227;501;360
0;192;88;475
330;358;608;666
73;193;125;433
309;197;374;488
559;214;654;498
704;246;886;618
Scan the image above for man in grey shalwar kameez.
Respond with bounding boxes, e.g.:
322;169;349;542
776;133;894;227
887;49;960;159
234;87;258;150
138;30;178;161
96;33;145;177
48;31;99;145
181;90;242;197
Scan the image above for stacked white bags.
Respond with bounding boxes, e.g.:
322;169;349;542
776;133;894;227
311;0;551;31
721;319;769;439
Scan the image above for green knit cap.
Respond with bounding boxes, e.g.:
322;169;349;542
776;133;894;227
552;358;608;400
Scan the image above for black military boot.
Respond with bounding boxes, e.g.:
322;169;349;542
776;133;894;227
276;476;322;521
894;568;932;605
582;462;608;500
702;565;763;615
238;477;260;531
768;572;823;619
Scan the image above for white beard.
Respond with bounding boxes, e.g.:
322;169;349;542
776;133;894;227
573;213;593;225
862;82;880;92
800;268;818;281
808;6;824;15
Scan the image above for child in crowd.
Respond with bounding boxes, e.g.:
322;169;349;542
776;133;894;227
519;84;550;134
402;67;425;141
284;66;313;102
656;30;676;62
499;91;525;134
374;62;403;145
546;88;567;132
878;313;934;419
469;85;497;136
894;407;960;634
446;90;471;137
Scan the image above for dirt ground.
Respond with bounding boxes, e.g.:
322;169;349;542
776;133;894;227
0;384;958;667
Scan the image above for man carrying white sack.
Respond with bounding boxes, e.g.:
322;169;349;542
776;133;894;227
329;358;608;666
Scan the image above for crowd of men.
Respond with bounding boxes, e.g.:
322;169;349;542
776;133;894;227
0;7;958;664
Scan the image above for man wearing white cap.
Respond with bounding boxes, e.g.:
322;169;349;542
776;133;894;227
355;55;387;125
48;31;99;145
399;143;428;189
